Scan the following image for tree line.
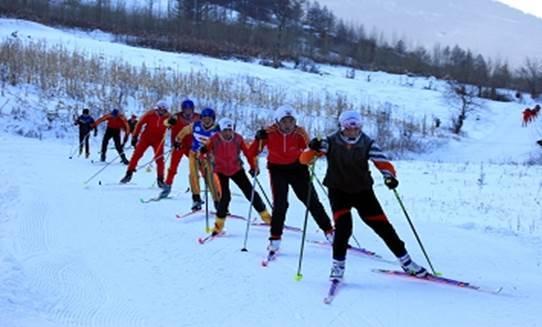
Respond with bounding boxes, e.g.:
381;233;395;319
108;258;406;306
1;0;541;99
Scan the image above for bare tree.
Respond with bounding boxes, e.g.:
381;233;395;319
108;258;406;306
445;80;482;134
518;57;542;99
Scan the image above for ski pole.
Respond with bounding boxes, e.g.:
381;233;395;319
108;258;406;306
241;141;262;252
392;189;438;275
136;148;173;171
314;173;362;249
150;148;173;188
255;176;273;209
295;161;316;281
69;130;92;159
83;154;121;185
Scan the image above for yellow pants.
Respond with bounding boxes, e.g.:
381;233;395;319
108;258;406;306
188;151;221;201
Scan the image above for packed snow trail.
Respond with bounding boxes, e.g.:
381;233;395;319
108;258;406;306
1;133;542;326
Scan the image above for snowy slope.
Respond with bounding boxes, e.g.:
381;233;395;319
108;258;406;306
0;17;542;327
1;133;541;326
1;18;539;164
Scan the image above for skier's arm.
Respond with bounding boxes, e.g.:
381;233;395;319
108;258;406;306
368;142;396;178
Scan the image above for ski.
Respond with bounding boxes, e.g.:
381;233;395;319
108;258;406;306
140;196;171;203
250;222;302;233
197;231;225;244
261;251;278;267
176;209;203;220
323;280;341;304
306;239;392;262
373;269;503;295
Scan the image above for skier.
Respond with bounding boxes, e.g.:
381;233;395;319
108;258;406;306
250;105;334;254
74;108;97;158
300;110;428;282
158;99;200;199
204;117;271;236
127;114;138;134
120;100;170;187
174;107;221;210
93;108;130;164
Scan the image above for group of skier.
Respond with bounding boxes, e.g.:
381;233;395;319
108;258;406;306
74;101;428;283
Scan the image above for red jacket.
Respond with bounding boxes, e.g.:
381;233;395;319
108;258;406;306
249;124;309;166
167;112;200;149
94;114;129;131
208;132;255;176
134;109;170;141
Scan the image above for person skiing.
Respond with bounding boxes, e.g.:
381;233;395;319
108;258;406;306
127;114;138;134
74;108;97;158
93;108;130;164
158;99;201;199
204;117;271;236
174;107;221;210
249;105;334;254
120;100;170;187
300;110;428;282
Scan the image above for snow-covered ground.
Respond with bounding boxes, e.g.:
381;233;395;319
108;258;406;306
1;17;542;326
1;133;541;326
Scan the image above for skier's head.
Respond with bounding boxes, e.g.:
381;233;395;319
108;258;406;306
274;105;297;134
338;110;362;139
180;99;195;117
535;104;541;110
154;100;169;115
111;108;119;117
201;107;216;127
218;117;235;140
82;108;90;115
130;114;137;120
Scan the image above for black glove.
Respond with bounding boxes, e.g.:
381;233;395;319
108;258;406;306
308;138;328;152
131;135;138;147
248;168;259;177
255;129;267;140
173;140;182;150
384;176;399;190
167;117;177;126
199;145;208;154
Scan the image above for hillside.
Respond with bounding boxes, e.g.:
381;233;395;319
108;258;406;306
0;17;541;326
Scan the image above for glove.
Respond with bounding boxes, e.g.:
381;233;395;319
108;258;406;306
248;168;259;177
199;145;208;154
308;138;328;152
255;129;267;140
131;135;138;147
167;117;177;126
384;176;399;190
173;140;182;150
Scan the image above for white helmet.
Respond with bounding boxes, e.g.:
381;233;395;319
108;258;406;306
274;105;297;123
338;110;362;130
154;100;169;111
218;117;235;130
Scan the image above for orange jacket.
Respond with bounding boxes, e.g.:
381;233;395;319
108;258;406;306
207;132;255;176
166;112;200;149
94;113;129;131
133;109;170;141
249;124;309;166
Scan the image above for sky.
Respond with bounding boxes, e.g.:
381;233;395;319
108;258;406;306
498;0;542;18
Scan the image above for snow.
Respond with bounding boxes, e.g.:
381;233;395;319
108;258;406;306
0;17;542;327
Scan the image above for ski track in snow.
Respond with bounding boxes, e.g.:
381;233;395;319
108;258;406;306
1;133;542;326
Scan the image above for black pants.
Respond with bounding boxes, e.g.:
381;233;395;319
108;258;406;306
79;129;91;155
216;169;266;218
269;164;332;239
329;188;406;261
101;128;125;160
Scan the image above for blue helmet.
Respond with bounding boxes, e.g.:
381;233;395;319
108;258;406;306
201;108;215;120
111;109;119;117
181;99;195;110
